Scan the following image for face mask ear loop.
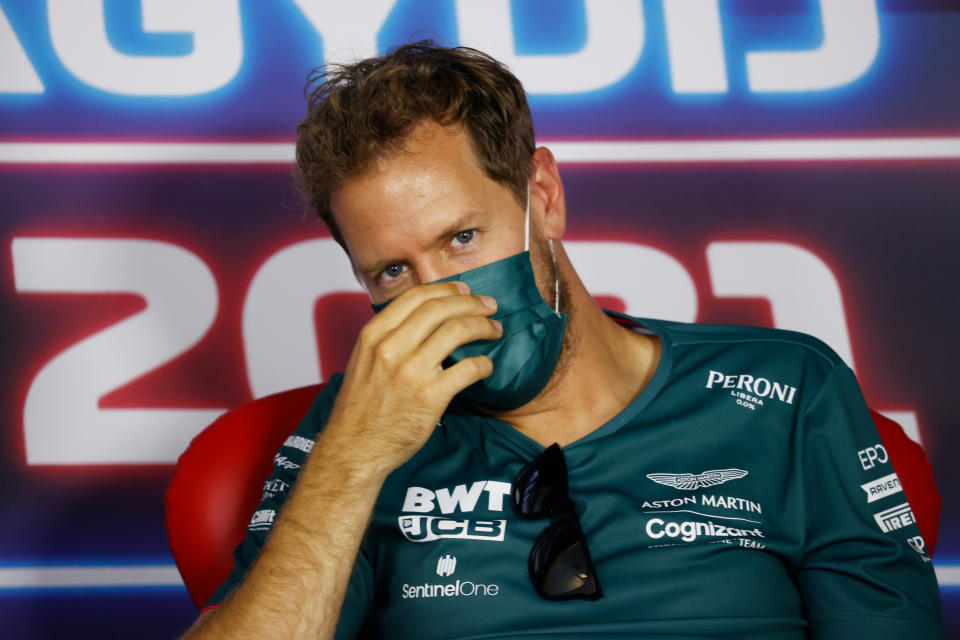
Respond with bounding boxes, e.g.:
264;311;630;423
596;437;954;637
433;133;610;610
549;238;560;316
524;185;531;253
526;184;559;315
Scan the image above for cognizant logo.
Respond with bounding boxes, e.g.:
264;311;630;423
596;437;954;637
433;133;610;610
645;518;764;543
401;579;499;599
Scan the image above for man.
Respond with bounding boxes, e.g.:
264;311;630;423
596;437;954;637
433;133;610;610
183;42;944;639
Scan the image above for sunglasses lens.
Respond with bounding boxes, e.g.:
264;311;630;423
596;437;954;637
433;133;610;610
513;444;603;601
513;444;569;518
530;518;602;600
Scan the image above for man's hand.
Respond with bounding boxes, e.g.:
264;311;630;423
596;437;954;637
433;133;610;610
180;281;501;640
323;281;502;478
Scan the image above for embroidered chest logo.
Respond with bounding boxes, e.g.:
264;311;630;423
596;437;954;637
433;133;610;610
399;480;511;543
705;370;798;412
873;502;916;533
436;554;457;577
906;536;931;563
647;468;748;491
402;555;500;600
642;469;764;550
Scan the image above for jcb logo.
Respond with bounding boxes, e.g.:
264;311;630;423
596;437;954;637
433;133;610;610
399;516;505;543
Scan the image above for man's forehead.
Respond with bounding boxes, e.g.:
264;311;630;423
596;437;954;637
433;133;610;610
331;133;512;262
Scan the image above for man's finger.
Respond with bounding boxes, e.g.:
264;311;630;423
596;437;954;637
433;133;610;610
375;282;470;325
437;355;494;397
385;293;497;355
412;316;503;370
358;281;471;348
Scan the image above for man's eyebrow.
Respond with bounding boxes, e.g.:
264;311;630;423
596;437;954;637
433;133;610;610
356;212;480;278
357;256;399;279
433;212;479;246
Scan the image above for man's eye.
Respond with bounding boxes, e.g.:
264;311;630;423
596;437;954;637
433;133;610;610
452;230;476;246
380;264;408;280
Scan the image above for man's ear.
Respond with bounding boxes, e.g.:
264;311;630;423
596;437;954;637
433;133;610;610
530;147;566;240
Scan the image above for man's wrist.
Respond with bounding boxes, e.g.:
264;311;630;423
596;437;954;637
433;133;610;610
305;419;401;488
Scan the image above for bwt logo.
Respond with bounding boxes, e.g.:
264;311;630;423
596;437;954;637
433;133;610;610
436;555;457;577
402;481;511;514
3;0;880;97
399;480;511;541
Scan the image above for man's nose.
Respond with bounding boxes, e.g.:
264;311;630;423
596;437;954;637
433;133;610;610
413;257;453;285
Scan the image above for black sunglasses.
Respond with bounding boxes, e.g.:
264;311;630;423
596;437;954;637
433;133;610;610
511;443;603;601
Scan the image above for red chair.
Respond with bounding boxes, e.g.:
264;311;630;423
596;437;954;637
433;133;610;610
165;387;942;610
166;383;326;609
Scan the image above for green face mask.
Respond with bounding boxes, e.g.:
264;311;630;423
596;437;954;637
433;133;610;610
372;192;568;411
431;249;567;410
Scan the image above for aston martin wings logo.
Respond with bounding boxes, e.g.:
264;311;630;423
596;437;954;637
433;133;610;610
646;469;748;490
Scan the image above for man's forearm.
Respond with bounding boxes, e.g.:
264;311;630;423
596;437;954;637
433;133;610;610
182;429;388;640
180;282;499;639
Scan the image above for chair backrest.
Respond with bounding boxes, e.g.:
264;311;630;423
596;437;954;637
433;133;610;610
165;389;941;610
165;383;325;609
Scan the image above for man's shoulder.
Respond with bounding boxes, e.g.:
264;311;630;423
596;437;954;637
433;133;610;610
262;373;347;477
290;372;346;438
628;314;844;370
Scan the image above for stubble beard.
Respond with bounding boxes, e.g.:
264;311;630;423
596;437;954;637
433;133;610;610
531;235;578;398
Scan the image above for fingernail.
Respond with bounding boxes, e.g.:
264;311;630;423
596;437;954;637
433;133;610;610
491;319;503;331
481;295;497;309
455;282;470;294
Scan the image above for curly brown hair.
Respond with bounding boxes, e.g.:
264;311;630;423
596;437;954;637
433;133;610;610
295;40;536;250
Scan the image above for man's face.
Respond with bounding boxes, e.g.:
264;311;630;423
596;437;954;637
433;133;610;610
330;120;529;305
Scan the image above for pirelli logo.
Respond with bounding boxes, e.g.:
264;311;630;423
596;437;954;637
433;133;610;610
873;502;916;533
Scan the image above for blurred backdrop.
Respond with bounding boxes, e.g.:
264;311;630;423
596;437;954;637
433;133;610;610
1;1;958;637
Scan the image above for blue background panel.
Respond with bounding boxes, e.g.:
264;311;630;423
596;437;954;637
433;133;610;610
1;1;957;637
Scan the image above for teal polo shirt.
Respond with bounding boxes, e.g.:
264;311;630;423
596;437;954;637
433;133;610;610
209;313;944;639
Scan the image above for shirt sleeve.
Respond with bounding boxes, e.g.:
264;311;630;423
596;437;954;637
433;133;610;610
203;374;375;639
797;363;944;639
